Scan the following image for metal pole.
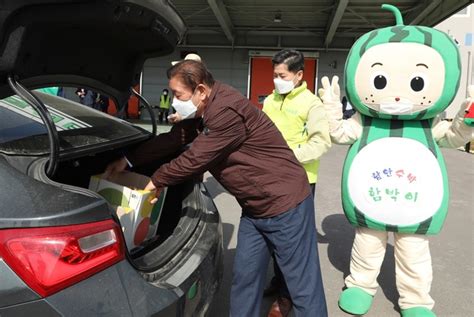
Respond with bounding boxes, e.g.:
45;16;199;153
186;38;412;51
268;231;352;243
466;50;472;98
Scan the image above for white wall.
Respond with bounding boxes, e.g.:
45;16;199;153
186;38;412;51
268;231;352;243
142;48;249;105
435;4;473;118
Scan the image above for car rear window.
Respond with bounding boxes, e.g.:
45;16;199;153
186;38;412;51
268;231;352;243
0;92;146;155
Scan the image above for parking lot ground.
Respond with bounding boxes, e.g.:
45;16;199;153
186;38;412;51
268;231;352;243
206;144;473;317
131;121;473;316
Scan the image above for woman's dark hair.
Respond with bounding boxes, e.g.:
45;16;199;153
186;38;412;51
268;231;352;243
167;60;215;91
272;49;305;73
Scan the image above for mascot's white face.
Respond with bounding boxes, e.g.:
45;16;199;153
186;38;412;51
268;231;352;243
354;42;446;115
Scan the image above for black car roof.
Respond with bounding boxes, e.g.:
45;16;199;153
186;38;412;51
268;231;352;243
0;0;186;104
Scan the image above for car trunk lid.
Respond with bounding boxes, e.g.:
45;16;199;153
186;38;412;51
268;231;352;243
0;0;185;105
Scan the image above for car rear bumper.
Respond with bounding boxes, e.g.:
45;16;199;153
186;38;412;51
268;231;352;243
0;211;223;316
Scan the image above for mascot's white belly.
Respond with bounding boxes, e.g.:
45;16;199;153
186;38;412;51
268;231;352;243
347;137;444;226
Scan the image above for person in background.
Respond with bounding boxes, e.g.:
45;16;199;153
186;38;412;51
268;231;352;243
94;93;109;113
158;88;171;123
171;52;201;66
105;60;328;317
75;88;95;107
262;49;331;317
75;88;86;103
57;87;65;98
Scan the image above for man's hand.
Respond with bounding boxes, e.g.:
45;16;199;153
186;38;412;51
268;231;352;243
318;76;341;107
145;180;163;204
103;157;128;179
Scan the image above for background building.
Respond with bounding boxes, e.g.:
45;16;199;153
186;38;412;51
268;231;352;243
435;4;473;118
137;0;472;119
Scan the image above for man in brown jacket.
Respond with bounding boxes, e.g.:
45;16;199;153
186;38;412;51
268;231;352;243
108;60;327;316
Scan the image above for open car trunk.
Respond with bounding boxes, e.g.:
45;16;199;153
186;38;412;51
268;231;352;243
28;146;204;274
0;0;198;279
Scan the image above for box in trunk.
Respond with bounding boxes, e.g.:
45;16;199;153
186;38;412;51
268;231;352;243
88;171;167;251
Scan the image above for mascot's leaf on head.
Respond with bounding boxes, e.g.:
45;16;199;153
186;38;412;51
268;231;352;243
321;3;473;234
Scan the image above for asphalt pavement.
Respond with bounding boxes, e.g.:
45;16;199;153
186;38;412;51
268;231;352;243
205;144;474;317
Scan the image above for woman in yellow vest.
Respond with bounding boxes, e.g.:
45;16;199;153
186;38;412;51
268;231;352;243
159;88;171;123
262;49;331;317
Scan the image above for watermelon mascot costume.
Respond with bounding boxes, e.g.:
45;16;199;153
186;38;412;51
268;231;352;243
318;4;474;317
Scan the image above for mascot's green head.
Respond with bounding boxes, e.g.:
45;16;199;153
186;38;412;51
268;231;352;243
345;4;461;120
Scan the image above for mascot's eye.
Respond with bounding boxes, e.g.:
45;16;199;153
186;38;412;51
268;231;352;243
409;73;428;92
370;71;388;90
373;75;387;89
410;76;424;91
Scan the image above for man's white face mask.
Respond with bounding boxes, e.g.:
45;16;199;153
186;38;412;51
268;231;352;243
273;77;296;94
172;94;198;119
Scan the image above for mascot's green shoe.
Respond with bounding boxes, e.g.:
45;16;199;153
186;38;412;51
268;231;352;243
338;287;373;315
401;307;436;317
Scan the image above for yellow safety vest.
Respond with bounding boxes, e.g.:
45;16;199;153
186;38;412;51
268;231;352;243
263;81;320;184
160;95;170;109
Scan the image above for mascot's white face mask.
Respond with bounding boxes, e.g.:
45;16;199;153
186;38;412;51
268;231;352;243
379;101;413;115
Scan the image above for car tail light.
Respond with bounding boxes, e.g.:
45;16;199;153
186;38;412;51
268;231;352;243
0;219;125;297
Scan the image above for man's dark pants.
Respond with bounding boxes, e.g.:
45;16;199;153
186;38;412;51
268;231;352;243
230;194;327;317
271;184;316;300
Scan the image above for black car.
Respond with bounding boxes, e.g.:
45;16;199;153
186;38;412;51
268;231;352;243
0;1;223;316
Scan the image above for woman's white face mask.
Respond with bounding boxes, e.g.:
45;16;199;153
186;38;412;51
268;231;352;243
273;77;296;94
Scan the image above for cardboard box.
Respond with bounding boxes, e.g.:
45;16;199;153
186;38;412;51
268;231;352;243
88;171;167;251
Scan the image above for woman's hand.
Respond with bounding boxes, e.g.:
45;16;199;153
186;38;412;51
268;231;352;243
103;157;128;179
